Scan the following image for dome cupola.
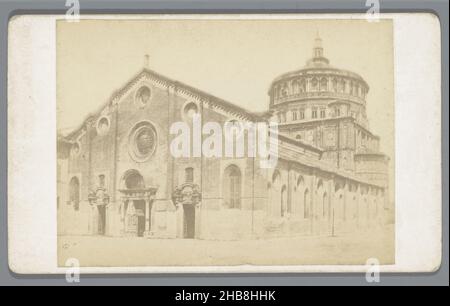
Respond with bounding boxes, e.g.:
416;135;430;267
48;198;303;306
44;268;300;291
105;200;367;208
269;37;370;111
308;34;330;67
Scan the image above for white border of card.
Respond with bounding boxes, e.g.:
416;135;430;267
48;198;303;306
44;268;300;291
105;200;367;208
8;14;441;274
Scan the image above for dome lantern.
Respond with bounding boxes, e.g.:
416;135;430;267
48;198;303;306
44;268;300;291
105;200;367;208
313;33;324;58
310;33;329;66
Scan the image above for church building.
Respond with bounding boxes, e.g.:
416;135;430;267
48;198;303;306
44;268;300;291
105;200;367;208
57;38;390;240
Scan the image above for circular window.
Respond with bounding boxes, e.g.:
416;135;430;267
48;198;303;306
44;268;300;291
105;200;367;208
97;117;110;135
136;86;151;106
129;122;157;161
183;102;199;119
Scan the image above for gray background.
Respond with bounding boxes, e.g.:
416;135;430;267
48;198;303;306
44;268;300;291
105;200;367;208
0;0;448;286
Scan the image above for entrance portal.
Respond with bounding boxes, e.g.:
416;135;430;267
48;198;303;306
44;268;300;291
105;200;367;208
172;182;201;239
134;200;147;237
119;169;157;238
97;205;106;235
183;205;195;238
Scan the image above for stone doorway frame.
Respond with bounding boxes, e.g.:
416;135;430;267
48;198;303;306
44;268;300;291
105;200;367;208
172;183;202;239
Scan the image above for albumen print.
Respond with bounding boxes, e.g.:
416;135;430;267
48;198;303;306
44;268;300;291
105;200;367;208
56;18;395;267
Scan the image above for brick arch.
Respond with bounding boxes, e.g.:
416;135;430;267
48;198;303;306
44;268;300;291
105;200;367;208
120;169;145;190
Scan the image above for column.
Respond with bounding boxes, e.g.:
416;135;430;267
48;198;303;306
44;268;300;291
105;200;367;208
90;205;97;235
144;199;151;237
356;184;361;229
176;204;184;238
310;173;316;234
121;199;128;236
195;202;201;239
343;181;349;230
330;176;336;236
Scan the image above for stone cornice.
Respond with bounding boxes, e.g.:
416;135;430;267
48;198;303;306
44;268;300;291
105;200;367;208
63;68;267;141
270;66;369;90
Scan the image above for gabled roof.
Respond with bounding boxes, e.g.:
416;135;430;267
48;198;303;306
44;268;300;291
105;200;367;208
64;68;267;140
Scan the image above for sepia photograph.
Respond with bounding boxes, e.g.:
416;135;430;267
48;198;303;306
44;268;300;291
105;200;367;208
55;18;395;267
2;0;447;291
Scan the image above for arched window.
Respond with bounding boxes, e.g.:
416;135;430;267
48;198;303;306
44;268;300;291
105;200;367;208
316;179;324;218
223;165;241;209
183;102;199;119
339;79;346;93
69;177;80;211
281;185;287;216
272;170;281;185
335;107;341;117
281;84;288;97
317;179;323;190
323;192;329;219
320;108;326;118
304;188;310;219
299;108;305;120
311;78;318;91
185;167;194;183
299;79;306;92
98;174;106;188
294;175;304;216
136;86;151;106
332;78;338;91
353;196;358;220
124;171;145;189
278;85;283;98
71;142;80;157
292;80;300;94
340;194;346;221
98;117;110;134
320;77;328;91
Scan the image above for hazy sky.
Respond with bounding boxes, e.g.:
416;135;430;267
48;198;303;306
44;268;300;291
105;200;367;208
57;17;394;194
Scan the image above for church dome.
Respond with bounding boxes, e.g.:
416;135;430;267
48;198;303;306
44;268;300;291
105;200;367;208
269;36;370;109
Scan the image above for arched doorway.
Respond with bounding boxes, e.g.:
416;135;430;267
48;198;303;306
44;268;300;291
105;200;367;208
69;177;80;211
121;170;151;237
183;204;195;238
97;205;106;235
172;183;201;239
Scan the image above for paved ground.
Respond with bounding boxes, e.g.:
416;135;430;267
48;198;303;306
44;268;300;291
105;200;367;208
58;225;394;267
